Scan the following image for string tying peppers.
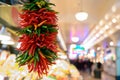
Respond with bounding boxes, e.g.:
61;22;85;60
16;0;58;77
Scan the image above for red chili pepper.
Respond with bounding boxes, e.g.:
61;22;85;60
19;8;57;28
29;45;36;55
28;63;34;72
17;0;59;77
38;8;46;13
19;33;58;54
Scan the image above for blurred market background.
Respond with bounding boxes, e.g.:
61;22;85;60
0;0;120;80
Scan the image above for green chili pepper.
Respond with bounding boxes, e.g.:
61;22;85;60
27;28;32;33
41;1;46;6
37;29;41;36
35;51;39;61
16;53;24;60
30;3;36;10
23;51;28;60
34;57;37;66
19;55;33;65
16;53;26;62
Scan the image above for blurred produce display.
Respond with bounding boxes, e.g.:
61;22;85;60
0;50;83;80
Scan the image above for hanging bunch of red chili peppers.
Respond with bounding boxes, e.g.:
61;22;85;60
16;0;58;77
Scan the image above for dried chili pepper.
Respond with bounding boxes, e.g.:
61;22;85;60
19;8;57;28
16;0;59;77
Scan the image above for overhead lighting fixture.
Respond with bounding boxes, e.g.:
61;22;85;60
75;0;88;21
109;30;113;34
1;40;15;45
112;5;116;12
70;44;76;48
71;37;79;42
105;14;109;20
97;47;100;51
99;20;104;26
0;26;11;40
104;25;109;30
93;36;97;40
110;41;114;46
90;49;95;54
112;18;117;23
96;33;100;38
75;12;88;21
16;42;21;48
95;26;99;30
100;30;104;34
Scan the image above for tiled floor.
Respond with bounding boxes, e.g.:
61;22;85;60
80;71;115;80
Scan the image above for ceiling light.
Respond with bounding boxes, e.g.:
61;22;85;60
97;47;100;51
109;30;113;34
75;0;88;21
105;14;109;20
71;37;79;42
96;33;100;37
0;35;11;40
104;25;109;30
16;42;21;48
0;26;11;40
112;6;116;12
92;37;96;41
99;20;104;26
75;12;88;21
95;26;99;30
100;30;104;34
94;36;97;40
110;41;114;46
90;49;95;54
70;44;76;48
112;18;117;23
1;40;15;45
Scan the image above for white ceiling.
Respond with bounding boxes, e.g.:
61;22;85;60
51;0;115;23
50;0;116;47
0;0;120;50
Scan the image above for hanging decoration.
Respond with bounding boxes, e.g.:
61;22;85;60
16;0;58;77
